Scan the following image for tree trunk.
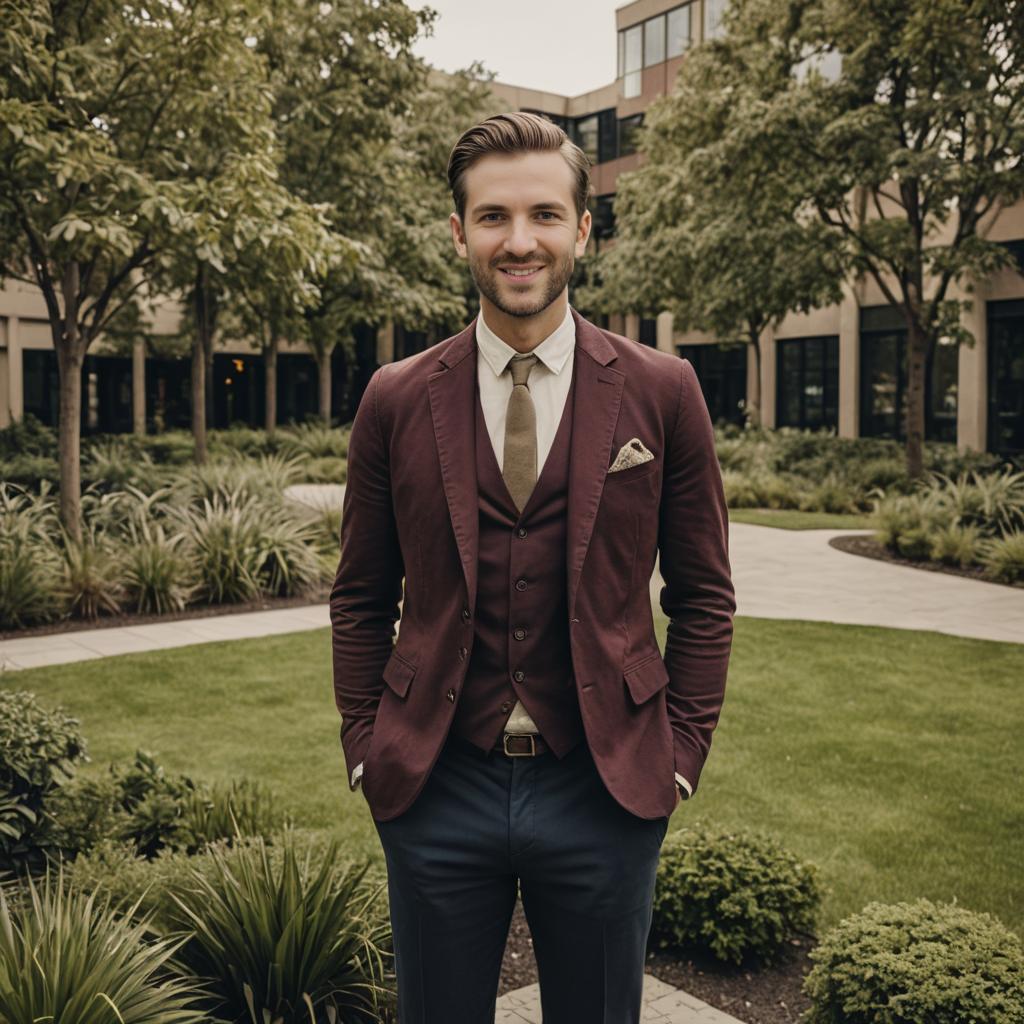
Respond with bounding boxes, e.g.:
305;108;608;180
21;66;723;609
905;312;927;480
132;335;146;436
56;263;84;542
747;326;763;428
317;350;332;424
191;334;207;464
265;330;279;433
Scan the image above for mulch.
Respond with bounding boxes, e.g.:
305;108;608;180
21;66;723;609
497;898;814;1024
828;533;1023;589
0;587;332;642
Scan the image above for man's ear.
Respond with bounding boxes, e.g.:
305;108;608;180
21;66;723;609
575;208;592;257
450;212;468;259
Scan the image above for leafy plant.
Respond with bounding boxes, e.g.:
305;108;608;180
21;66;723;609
651;821;820;965
803;898;1024;1023
166;830;393;1023
59;539;124;620
980;530;1024;584
0;866;208;1023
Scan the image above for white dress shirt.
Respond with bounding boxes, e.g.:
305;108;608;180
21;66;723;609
352;303;691;799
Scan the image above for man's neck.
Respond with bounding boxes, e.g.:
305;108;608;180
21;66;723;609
479;293;569;354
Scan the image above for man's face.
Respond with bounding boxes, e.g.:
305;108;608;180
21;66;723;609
450;151;592;319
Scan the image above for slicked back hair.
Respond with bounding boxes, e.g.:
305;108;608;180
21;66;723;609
447;111;593;225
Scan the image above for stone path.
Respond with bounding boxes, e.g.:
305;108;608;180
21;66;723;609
496;974;741;1023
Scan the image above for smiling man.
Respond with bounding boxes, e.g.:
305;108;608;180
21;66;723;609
330;112;736;1023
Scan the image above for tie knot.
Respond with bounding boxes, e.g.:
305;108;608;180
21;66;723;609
508;353;539;387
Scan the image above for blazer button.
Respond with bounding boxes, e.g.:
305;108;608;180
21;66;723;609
517;527;527;538
513;670;525;682
515;579;527;591
446;688;456;702
458;646;467;660
501;701;512;713
462;607;471;622
513;628;527;640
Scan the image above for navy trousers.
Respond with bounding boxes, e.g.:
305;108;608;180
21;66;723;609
372;732;670;1023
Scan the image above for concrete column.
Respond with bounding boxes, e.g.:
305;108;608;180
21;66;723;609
656;311;675;354
6;316;23;424
838;283;860;438
132;335;146;435
377;321;395;365
623;313;640;342
957;281;988;453
609;313;626;336
761;327;777;428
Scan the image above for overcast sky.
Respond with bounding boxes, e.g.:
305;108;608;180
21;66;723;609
410;0;623;97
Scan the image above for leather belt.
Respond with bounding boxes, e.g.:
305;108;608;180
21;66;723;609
492;732;551;757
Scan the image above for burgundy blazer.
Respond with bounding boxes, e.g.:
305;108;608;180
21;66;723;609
330;306;736;822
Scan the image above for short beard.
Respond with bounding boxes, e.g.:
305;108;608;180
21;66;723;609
468;248;574;319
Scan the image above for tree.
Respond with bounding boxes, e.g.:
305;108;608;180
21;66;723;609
733;0;1024;473
578;21;845;426
0;0;306;531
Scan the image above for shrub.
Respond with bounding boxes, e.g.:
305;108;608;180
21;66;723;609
0;412;56;459
0;691;87;874
803;898;1024;1024
650;821;820;965
303;454;347;484
179;778;290;849
929;523;982;568
873;491;953;558
59;540;124;620
0;452;60;486
0;483;63;628
0;867;208;1023
165;830;392;1023
798;474;860;515
980;530;1024;584
120;523;195;614
279;421;349;460
140;431;196;465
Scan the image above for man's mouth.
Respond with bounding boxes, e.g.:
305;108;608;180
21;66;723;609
498;265;544;282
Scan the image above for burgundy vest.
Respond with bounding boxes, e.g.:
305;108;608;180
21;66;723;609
450;353;585;758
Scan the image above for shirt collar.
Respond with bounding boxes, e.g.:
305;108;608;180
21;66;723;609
476;303;576;379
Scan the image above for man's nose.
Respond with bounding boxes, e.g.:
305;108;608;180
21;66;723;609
503;217;538;256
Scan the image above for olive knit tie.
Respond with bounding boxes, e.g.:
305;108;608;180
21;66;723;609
501;352;541;739
502;353;539;513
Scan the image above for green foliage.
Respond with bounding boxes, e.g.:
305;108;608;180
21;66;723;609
278;422;349;460
803;899;1024;1023
929;523;982;568
0;691;86;874
0;482;63;628
166;830;393;1023
0;866;208;1023
120;523;195;615
0;413;56;459
301;454;347;484
651;821;820;965
980;530;1024;584
59;540;124;620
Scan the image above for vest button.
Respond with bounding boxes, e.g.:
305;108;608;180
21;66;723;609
458;646;467;660
515;579;527;591
462;607;471;622
446;688;456;702
517;527;527;538
501;701;512;713
513;628;527;640
513;670;525;682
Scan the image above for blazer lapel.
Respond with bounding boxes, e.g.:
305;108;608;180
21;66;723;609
566;307;624;618
427;306;624;623
428;317;481;616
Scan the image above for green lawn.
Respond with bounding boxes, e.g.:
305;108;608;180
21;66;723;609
6;616;1022;936
728;508;874;530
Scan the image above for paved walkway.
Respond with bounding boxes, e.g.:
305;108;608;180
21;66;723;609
496;973;740;1023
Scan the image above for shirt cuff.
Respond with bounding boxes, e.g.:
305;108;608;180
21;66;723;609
351;761;363;791
674;772;692;798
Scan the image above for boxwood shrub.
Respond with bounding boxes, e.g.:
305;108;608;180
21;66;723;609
650;820;821;965
803;898;1024;1023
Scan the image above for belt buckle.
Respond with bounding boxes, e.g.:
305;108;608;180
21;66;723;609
503;733;536;757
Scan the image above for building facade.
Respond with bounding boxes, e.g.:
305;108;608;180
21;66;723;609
2;0;1022;454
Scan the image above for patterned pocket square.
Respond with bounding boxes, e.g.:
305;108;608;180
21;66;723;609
607;437;655;473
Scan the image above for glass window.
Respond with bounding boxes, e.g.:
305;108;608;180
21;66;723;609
776;336;839;430
644;14;666;66
617;28;625;78
667;4;692;58
639;318;658;347
988;301;1024;454
618;114;644;157
575;115;599;165
705;0;728;40
623;24;642;97
677;344;748;425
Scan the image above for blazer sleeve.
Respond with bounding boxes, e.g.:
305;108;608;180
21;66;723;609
657;358;736;794
330;365;405;791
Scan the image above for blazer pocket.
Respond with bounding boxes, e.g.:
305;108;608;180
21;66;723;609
382;651;417;700
605;461;659;484
623;654;670;705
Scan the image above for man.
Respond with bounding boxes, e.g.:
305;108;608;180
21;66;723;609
330;111;735;1023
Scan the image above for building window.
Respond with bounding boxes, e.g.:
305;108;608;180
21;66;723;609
644;14;666;67
677;343;748;425
622;23;643;97
859;306;957;442
988;299;1024;455
618;113;644;157
591;194;616;241
575;114;599;164
776;336;839;430
639;318;658;347
667;4;693;58
522;108;569;134
705;0;728;40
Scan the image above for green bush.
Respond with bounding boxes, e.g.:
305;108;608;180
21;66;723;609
0;691;87;874
980;530;1024;583
279;421;349;460
651;821;820;965
120;525;195;614
0;483;63;628
0;452;60;486
929;523;982;568
59;540;125;620
0;866;208;1023
0;412;56;459
303;454;347;484
803;898;1024;1023
165;830;393;1023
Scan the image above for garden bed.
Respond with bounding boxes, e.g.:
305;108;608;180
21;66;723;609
829;533;1024;590
497;900;813;1023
